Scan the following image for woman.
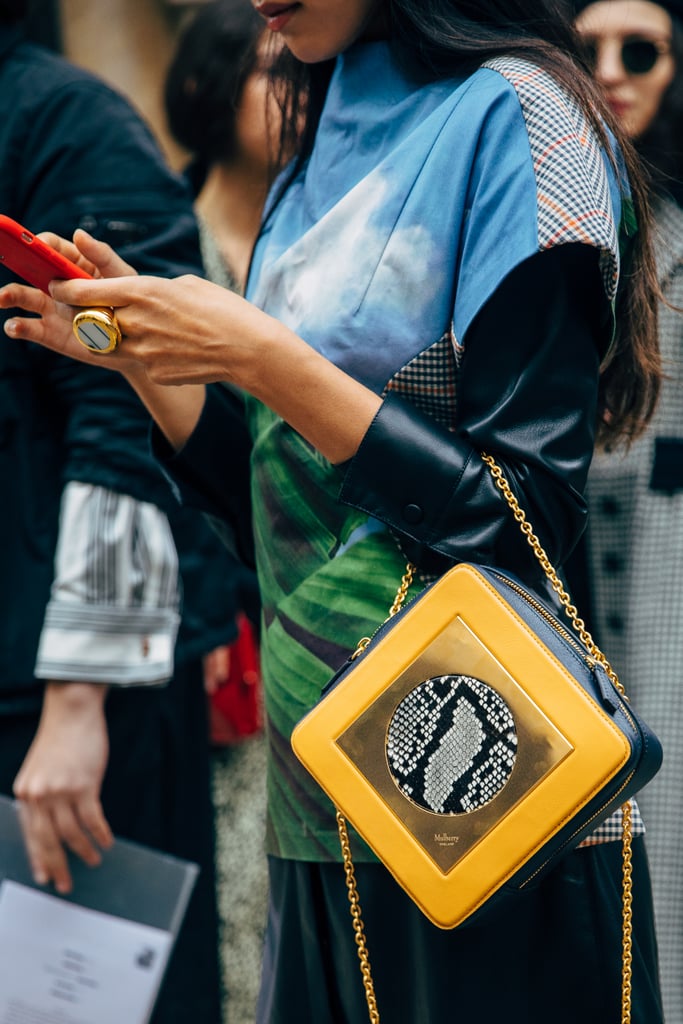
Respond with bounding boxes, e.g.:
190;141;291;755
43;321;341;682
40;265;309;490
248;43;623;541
0;1;664;1020
572;2;683;1020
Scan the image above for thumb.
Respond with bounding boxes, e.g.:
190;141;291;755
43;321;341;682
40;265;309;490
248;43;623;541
72;228;138;279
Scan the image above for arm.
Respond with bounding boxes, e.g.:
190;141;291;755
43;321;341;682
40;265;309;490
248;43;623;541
0;230;381;460
152;244;606;582
0;239;604;578
14;482;180;893
341;243;607;579
18;73;202;279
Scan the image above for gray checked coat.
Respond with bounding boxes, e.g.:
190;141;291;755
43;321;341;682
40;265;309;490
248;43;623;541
584;195;683;1024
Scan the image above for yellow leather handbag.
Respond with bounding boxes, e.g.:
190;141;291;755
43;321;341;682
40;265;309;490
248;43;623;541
292;454;662;1023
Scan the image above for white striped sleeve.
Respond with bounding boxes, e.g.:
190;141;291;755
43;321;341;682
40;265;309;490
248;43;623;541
34;482;181;686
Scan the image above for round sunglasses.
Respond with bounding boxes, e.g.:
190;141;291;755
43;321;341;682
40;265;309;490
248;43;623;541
582;35;671;75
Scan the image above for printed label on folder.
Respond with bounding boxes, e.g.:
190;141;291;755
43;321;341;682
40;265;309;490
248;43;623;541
0;881;172;1024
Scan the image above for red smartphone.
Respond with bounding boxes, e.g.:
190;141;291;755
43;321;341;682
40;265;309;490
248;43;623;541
0;214;121;353
0;214;92;292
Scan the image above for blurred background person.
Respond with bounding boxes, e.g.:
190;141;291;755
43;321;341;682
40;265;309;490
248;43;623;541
164;3;280;1019
572;1;683;1019
0;2;237;1020
165;0;282;291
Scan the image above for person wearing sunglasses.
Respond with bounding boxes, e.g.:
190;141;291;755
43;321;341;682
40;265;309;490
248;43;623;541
575;0;679;136
571;3;683;1021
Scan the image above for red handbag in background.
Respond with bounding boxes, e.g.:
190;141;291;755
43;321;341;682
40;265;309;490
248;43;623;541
208;613;263;746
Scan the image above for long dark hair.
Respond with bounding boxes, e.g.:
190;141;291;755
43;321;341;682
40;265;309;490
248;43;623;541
271;0;661;450
637;14;683;203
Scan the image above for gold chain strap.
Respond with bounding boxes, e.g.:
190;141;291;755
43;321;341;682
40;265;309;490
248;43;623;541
480;453;626;695
336;812;381;1024
621;801;634;1024
338;564;417;1022
480;452;633;1023
351;564;416;661
337;454;634;1023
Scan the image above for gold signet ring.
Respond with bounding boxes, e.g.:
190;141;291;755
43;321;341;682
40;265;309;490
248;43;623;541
72;307;121;354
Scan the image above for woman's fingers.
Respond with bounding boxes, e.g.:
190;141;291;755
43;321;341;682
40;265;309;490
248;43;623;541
12;684;115;892
18;795;113;894
0;281;122;370
76;794;114;851
203;645;231;695
50;799;105;868
36;229;138;281
0;281;75;338
72;229;138;278
47;266;183;313
0;280;56;316
17;800;74;893
48;275;142;311
0;282;79;347
36;231;99;277
18;794;110;892
2;267;240;387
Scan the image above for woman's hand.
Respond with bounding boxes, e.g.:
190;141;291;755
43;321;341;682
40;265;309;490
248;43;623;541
13;682;113;894
1;228;266;386
0;229;211;448
0;229;141;371
0;228;382;461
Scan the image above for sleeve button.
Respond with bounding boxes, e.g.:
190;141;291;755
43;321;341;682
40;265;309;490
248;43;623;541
403;503;424;524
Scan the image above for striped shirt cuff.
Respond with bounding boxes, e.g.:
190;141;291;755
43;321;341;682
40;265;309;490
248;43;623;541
34;482;180;686
35;603;180;685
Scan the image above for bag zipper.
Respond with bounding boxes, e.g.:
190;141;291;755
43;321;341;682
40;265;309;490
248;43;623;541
490;570;638;730
490;570;595;668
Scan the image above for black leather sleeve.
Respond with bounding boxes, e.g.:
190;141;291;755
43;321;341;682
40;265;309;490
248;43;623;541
339;242;608;582
151;384;256;568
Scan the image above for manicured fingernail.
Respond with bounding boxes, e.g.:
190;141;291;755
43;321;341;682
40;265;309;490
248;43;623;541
33;870;48;886
4;320;17;335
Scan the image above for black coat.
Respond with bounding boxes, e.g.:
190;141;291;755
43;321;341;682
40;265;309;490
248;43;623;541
0;28;239;704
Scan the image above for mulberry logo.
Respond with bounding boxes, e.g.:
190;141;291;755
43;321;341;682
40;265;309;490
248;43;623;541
434;832;460;846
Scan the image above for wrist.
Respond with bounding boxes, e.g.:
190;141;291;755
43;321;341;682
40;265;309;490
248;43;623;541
43;681;109;714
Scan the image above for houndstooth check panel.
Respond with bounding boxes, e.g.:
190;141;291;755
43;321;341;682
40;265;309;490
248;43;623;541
385;329;459;431
484;57;620;300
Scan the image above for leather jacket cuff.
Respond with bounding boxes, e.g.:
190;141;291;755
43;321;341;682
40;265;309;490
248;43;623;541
340;390;470;545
